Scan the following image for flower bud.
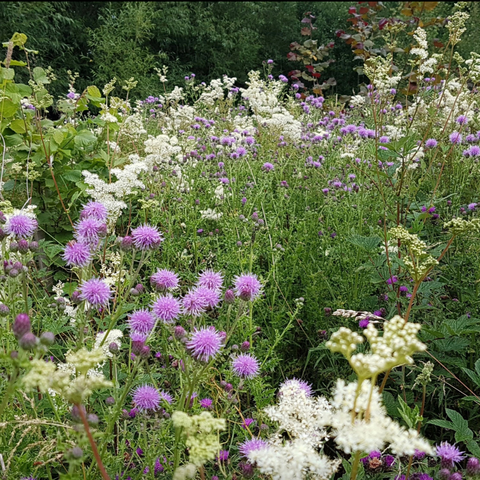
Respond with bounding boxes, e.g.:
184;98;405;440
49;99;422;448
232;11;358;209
231;344;239;351
132;340;144;355
135;283;144;293
0;304;9;316
120;235;133;251
324;307;332;316
29;241;39;252
8;268;19;278
13;313;31;339
40;332;55;346
87;414;99;426
467;458;480;476
19;332;38;350
9;242;19;252
68;446;84;459
105;396;115;406
174;326;186;339
438;469;451;480
240;341;250;351
108;342;119;354
71;404;86;422
17;239;29;253
224;383;233;392
71;290;82;305
224;289;235;304
130;288;139;296
10;350;18;359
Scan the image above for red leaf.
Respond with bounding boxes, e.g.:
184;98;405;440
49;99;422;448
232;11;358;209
359;6;369;14
335;29;345;37
287;52;299;61
312;72;321;78
349;6;357;13
305;65;315;73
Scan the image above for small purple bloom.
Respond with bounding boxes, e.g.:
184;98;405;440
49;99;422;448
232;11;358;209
425;138;438;148
262;162;274;171
197;270;223;291
128;309;156;335
150;269;179;291
238;438;268;457
79;278;112;306
6;215;38;238
182;289;208;317
186;326;223;361
450;131;462;144
234;273;262;301
62;241;92;267
152;294;181;324
436;442;465;469
131;225;163;250
80;201;108;221
232;353;260;379
200;398;213;409
132;384;161;411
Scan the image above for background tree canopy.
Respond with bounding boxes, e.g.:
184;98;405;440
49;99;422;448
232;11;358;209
0;1;470;101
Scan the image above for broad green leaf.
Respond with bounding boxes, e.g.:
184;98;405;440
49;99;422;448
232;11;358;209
87;85;102;98
428;419;455;429
4;133;23;146
0;98;18;117
61;170;82;183
74;129;97;148
8;60;27;67
446;408;473;443
52;130;65;145
33;67;49;84
466;439;480;458
9;119;26;134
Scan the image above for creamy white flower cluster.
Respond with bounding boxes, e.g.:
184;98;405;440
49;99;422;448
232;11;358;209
197;75;237;106
328;379;432;455
144;133;182;167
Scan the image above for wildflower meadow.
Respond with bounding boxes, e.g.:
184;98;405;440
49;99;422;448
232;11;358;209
1;2;480;480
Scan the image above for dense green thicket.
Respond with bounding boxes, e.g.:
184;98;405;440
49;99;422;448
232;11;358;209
1;1;471;101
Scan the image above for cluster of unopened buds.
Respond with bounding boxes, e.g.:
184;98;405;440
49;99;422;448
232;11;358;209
12;313;55;351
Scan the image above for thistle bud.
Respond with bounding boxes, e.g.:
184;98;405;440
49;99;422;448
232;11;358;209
29;241;39;252
19;332;38;350
140;345;151;358
120;235;133;251
105;396;115;406
13;313;31;339
108;342;119;354
224;289;235;304
87;414;99;426
240;341;250;351
0;304;9;316
68;446;83;459
40;332;55;346
17;239;29;253
9;241;19;252
174;326;186;339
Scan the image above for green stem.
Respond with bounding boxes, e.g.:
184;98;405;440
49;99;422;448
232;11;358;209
350;451;361;480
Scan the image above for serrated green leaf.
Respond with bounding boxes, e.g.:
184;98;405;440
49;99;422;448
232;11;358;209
347;234;382;252
428;419;455;430
466;439;480;457
74;129;97;148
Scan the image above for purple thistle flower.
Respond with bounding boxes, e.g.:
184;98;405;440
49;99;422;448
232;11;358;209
6;214;38;238
425;138;438;148
131;331;147;354
450;131;463;144
186;326;223;361
193;286;221;308
200;398;213;409
469;146;480;156
467;457;480;476
234;273;262;301
456;115;468;125
413;449;426;460
132;384;160;411
154;458;164;474
197;270;223;291
369;451;381;459
131;224;163;250
80;201;108;221
468;202;477;211
216;449;229;462
159;390;173;404
128;309;156;335
75;217;106;244
182;289;208;317
79;278;112;306
62;241;92;267
150;269;179;291
387;276;398;285
262;162;274;171
379;136;390;144
384;455;395;468
242;418;255;429
232;353;260;378
238;438;268;457
152;294;181;324
279;378;313;397
359;318;370;328
436;442;465;468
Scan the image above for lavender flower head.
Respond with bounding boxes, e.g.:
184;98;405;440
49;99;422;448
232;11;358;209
80;201;108;221
200;398;213;409
132;384;161;411
6;214;38;238
193;286;221;308
197;269;223;291
186;326;223;361
436;442;465;468
159;390;173;404
131;224;163;250
234;273;262;301
127;309;156;335
182;289;208;317
262;162;274;171
239;438;269;457
79;278;112;306
75;218;107;243
62;241;92;268
152;294;181;323
232;353;260;378
425;138;438;148
150;269;179;291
